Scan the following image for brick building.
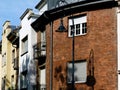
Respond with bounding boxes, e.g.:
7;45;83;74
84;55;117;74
32;0;119;90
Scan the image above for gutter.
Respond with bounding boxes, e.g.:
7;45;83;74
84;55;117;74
49;22;53;90
31;0;118;32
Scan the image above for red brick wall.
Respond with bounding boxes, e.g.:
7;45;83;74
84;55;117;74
46;7;117;90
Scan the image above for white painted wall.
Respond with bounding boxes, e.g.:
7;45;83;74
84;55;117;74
39;4;48;15
117;12;120;90
19;9;37;90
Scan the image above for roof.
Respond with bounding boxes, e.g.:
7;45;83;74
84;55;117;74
2;21;10;27
31;0;118;32
28;13;40;20
7;26;20;46
35;0;47;10
7;25;17;30
20;8;33;20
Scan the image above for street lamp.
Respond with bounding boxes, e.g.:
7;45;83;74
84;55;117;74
56;3;75;90
71;17;75;90
56;18;67;32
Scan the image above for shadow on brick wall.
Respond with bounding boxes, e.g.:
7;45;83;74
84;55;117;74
54;49;96;90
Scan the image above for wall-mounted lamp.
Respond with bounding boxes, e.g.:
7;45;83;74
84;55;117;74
56;18;67;32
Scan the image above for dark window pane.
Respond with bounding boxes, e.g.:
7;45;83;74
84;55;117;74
70;25;75;36
82;23;87;34
76;24;80;35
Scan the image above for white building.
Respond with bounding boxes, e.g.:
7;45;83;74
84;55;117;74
35;0;48;15
18;9;39;90
18;0;48;89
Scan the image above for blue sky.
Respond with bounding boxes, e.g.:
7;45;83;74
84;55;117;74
0;0;39;40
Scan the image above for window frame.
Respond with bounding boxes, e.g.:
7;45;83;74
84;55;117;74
11;75;14;88
2;53;6;66
12;49;15;63
67;60;87;83
21;35;28;55
68;15;87;37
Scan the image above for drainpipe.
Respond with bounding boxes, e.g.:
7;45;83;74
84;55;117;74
50;21;53;90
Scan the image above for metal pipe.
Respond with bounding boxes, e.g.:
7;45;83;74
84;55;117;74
71;17;75;90
50;21;53;90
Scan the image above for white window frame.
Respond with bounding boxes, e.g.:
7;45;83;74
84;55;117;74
39;66;46;90
40;68;46;84
68;15;87;37
67;60;87;83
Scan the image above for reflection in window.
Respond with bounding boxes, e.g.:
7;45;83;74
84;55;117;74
21;36;28;54
67;60;87;83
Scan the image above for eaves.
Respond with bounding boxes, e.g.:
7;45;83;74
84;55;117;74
31;0;118;32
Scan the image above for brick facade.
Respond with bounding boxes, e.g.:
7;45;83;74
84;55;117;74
46;7;117;90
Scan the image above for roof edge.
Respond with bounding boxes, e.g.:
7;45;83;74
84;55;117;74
31;0;118;32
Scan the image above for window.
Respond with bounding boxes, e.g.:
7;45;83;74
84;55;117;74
2;53;6;66
21;36;28;54
39;66;46;90
11;75;14;89
12;50;15;63
20;75;27;89
4;30;6;34
2;55;4;66
2;77;6;90
69;15;87;37
67;60;87;83
41;31;46;42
